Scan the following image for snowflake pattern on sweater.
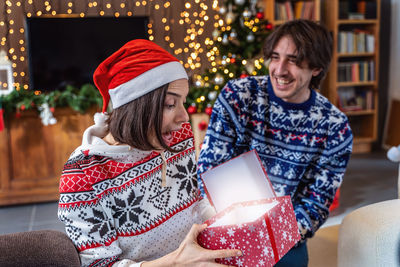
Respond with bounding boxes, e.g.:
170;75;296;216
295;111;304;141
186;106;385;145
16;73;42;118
197;76;353;241
58;123;201;267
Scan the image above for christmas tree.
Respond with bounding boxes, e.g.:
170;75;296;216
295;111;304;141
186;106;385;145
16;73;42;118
186;0;273;115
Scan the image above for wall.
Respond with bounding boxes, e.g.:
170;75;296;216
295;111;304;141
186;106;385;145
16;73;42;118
374;0;391;148
380;0;399;147
0;0;217;90
389;0;400;100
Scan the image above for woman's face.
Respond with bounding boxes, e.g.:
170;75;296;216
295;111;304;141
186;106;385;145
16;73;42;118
159;78;190;146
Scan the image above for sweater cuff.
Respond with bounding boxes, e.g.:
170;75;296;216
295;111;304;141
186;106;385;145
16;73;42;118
112;259;146;267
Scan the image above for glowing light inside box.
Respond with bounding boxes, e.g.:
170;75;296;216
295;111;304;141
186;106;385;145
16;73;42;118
208;201;278;227
201;150;276;213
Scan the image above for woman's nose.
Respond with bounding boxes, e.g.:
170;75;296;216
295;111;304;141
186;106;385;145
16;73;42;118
177;104;189;123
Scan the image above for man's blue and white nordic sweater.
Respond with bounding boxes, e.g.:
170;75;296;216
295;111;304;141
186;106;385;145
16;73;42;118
197;76;353;241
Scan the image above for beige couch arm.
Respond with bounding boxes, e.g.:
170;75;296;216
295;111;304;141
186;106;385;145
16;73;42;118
338;199;400;267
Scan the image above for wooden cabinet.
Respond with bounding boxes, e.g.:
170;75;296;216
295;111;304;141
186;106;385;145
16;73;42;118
322;0;380;153
0;108;97;206
263;0;321;25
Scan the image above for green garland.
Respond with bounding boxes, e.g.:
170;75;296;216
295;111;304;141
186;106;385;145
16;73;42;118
0;84;102;116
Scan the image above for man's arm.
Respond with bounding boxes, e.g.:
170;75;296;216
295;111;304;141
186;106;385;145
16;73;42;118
293;122;353;240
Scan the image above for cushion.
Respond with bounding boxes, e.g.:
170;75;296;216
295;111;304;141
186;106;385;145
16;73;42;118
0;230;80;267
338;199;400;267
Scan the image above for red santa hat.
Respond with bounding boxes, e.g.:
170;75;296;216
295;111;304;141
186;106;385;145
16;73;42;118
93;39;188;113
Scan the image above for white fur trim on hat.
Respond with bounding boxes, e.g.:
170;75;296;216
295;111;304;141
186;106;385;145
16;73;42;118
109;61;188;109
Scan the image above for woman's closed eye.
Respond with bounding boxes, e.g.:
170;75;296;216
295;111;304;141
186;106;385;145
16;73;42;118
165;103;176;109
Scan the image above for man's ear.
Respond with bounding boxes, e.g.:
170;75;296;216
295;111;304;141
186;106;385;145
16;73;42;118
312;68;322;77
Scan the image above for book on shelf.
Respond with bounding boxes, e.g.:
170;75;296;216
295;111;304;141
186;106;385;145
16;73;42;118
366;90;373;110
302;1;314;20
351;63;359;82
354;29;366;53
338;62;352;82
346;32;355;53
274;1;315;21
284;1;294;20
294;1;304;19
338;30;374;54
337;88;373;112
368;60;375;81
337;61;375;83
275;3;288;21
366;34;375;53
280;3;287;20
338;31;347;53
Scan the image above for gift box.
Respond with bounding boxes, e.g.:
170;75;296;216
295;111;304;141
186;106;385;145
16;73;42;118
198;150;301;267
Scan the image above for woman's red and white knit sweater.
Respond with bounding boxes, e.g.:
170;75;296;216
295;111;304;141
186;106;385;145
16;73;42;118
58;117;202;267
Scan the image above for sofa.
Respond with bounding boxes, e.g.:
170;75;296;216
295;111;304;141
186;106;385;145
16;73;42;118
337;146;400;267
0;230;80;267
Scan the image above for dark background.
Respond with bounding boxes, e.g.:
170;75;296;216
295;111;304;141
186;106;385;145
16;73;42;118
26;17;148;91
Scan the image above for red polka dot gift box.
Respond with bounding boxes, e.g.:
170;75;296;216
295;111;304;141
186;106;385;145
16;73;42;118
198;150;301;267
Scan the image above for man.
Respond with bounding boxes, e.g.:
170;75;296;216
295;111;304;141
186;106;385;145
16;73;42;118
197;19;353;266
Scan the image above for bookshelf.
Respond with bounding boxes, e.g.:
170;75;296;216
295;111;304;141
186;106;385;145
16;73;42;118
322;0;380;153
263;0;321;25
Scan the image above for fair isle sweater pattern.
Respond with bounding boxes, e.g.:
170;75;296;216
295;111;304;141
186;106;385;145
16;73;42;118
58;123;200;267
197;76;353;241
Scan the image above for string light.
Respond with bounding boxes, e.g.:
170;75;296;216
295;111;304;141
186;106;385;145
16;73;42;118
2;1;218;90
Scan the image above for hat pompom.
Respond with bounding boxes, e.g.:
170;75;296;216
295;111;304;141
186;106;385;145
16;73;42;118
387;145;400;162
94;112;109;127
82;113;109;146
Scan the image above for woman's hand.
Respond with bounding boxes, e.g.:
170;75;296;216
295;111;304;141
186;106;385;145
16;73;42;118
142;224;242;267
172;224;242;266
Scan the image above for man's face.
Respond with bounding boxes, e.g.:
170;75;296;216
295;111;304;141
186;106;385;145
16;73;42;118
268;35;321;103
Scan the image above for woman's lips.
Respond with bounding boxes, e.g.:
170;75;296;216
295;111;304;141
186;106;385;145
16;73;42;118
162;132;174;144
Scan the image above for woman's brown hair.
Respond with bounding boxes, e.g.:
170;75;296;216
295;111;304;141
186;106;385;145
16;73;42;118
263;19;333;90
108;84;180;152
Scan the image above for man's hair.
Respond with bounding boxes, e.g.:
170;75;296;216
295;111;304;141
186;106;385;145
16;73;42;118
263;19;333;89
108;83;179;153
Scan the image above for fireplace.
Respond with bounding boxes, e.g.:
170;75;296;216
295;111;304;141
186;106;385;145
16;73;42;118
26;16;148;91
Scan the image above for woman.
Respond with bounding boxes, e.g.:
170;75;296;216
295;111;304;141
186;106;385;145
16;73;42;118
58;39;240;267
